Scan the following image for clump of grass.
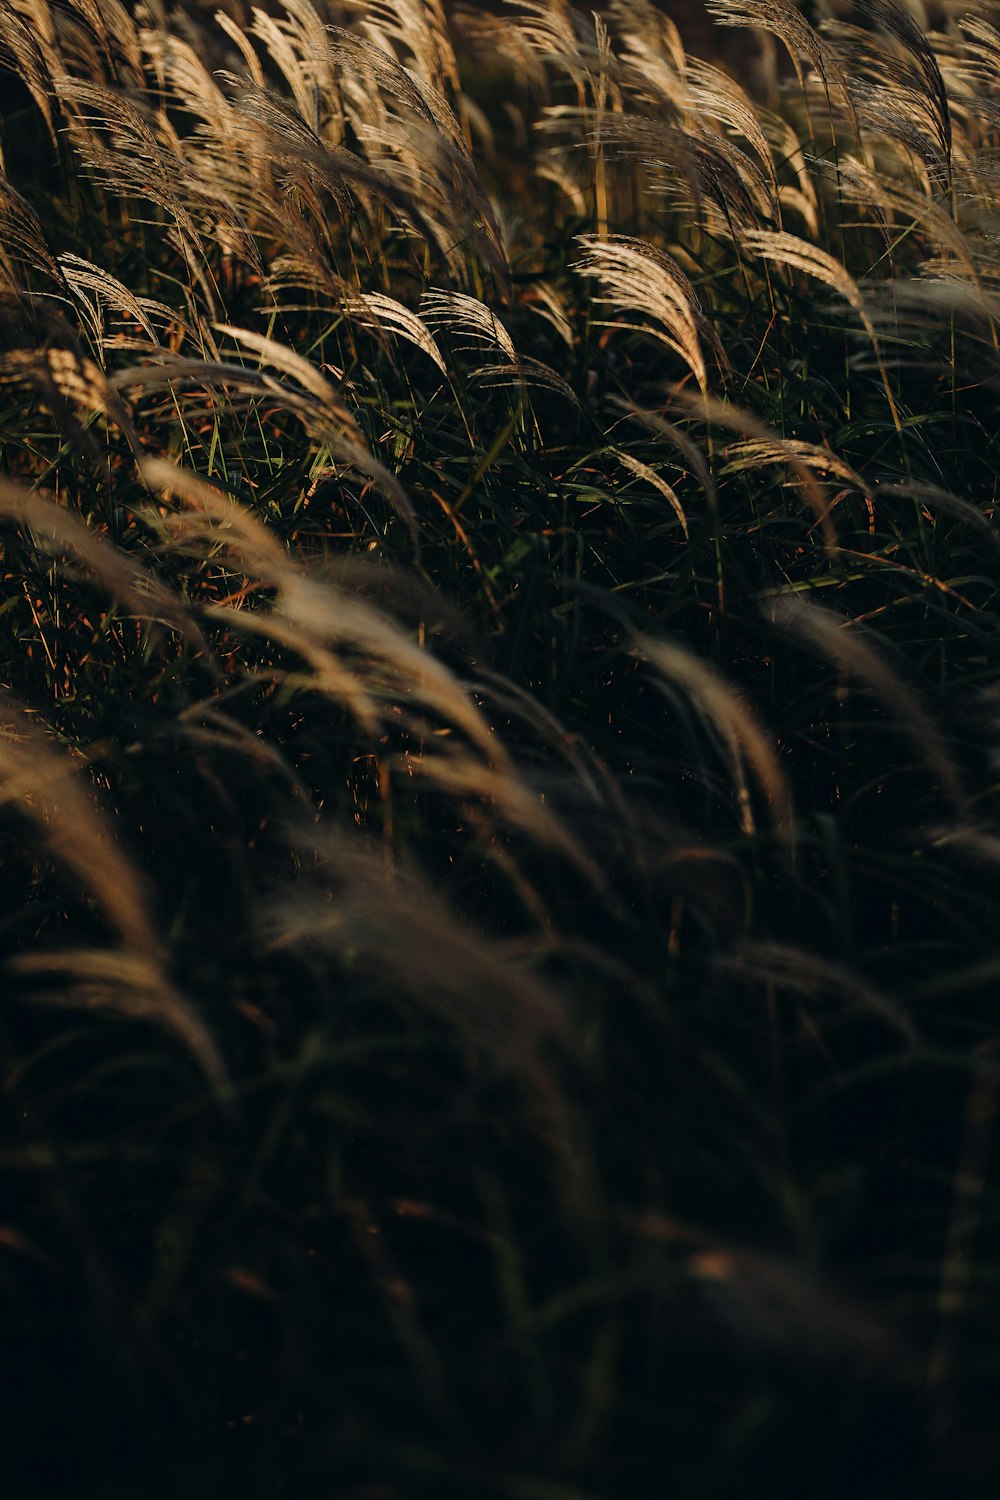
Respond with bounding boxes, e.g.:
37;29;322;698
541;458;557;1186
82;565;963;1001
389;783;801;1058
1;0;999;1494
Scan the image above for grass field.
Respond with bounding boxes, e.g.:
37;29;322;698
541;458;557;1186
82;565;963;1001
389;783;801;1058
1;0;999;1493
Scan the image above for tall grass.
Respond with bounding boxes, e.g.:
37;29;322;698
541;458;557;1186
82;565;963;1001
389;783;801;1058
1;0;999;1493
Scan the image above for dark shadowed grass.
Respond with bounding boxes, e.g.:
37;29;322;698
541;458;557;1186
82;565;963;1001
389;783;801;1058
0;0;999;1495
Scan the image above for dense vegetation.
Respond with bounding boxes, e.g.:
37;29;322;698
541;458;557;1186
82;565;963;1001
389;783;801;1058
1;0;999;1492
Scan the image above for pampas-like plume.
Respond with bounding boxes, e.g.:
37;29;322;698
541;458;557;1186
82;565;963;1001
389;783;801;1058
740;227;864;314
721;436;866;493
249;0;340;139
216;68;496;280
0;692;229;1097
819;154;981;283
450;4;547;89
501;0;584;68
614;400;719;516
328;23;465;153
67;0;144;88
420;288;518;360
344;292;448;375
739;228;903;433
705;0;843;93
327;22;507;280
349;0;462;100
633;634;794;839
419;288;578;401
611;0;687;83
7;947;232;1101
818;1;954;187
617;452;690;539
112;327;418;542
59;253;153;348
658;389;843;552
873;481;1000;555
0;342;140;452
58;253;199;353
592;109;777;237
573;234;727;396
685;57;778;199
0;176;62;292
0;0;61;145
55;75;228;320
